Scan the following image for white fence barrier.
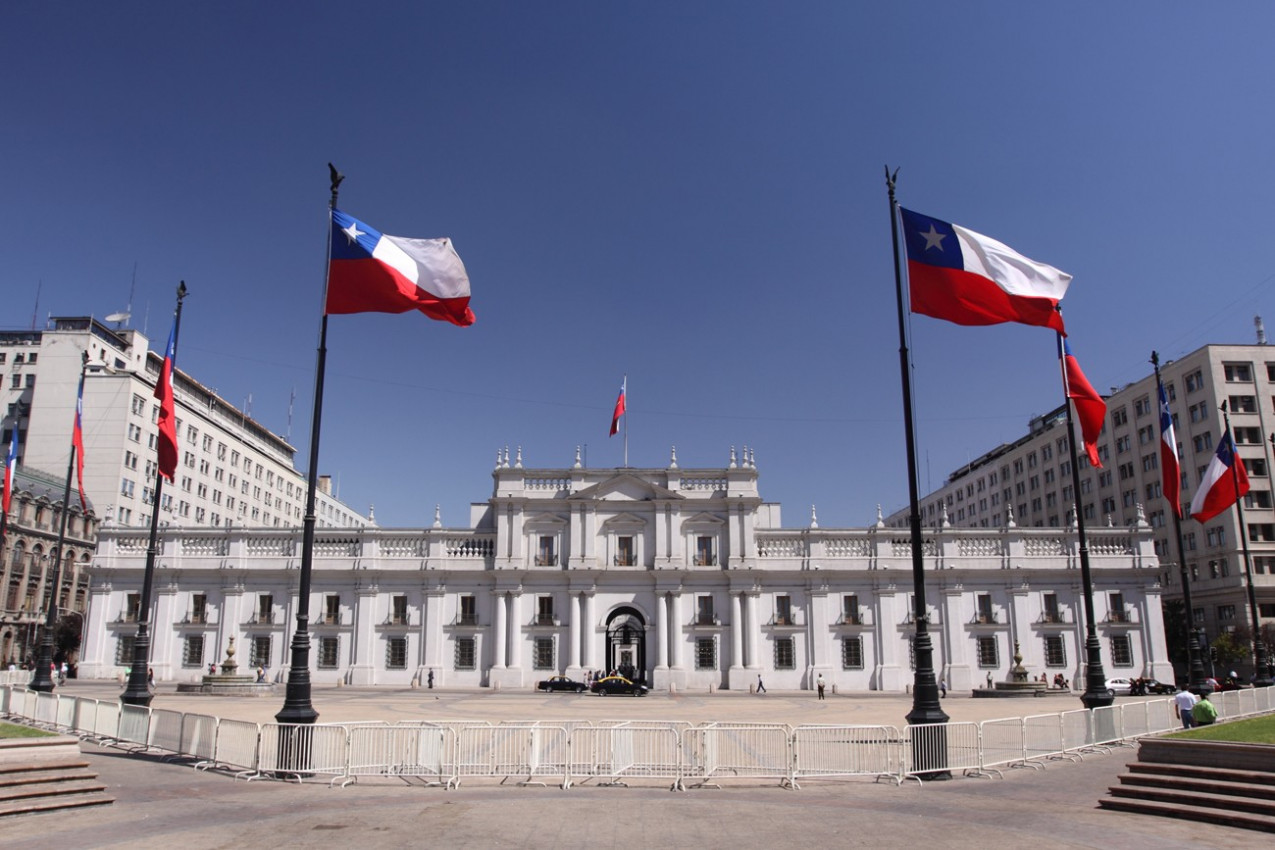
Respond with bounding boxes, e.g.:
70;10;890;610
2;684;1274;789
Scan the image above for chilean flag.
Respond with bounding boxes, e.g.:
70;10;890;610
609;377;626;437
1157;382;1181;517
72;376;88;511
900;208;1070;333
1060;339;1105;468
326;209;475;327
1190;430;1249;522
2;425;16;518
154;321;178;482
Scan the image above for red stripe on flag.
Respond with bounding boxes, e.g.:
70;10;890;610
908;262;1066;332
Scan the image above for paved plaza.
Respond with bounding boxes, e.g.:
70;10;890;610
4;681;1263;849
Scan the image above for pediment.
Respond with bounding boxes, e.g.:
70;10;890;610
682;511;727;529
568;473;683;503
523;513;569;531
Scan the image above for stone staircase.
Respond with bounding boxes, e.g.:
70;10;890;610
1101;737;1275;833
0;735;114;818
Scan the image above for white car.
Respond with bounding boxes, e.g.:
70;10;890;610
1105;677;1133;695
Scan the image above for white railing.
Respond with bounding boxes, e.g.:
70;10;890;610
3;685;1273;789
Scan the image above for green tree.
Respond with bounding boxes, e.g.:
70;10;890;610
1210;631;1250;668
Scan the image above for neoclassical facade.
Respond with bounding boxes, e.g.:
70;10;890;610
81;452;1173;691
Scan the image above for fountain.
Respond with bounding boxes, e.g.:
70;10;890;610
972;641;1050;698
175;637;276;696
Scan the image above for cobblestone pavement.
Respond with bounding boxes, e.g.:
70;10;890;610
3;682;1260;849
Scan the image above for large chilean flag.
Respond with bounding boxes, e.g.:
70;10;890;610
900;208;1070;333
1190;430;1249;522
1158;383;1182;517
326;209;475;327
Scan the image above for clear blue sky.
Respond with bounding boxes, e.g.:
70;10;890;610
5;3;1274;529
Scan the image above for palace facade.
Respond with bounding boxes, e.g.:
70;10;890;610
81;451;1173;691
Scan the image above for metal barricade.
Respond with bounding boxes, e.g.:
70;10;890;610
55;694;77;731
148;708;185;755
180;713;219;766
570;722;684;788
453;724;571;788
33;691;59;729
212;718;261;777
1022;713;1067;763
343;723;455;788
257;723;348;782
978;717;1028;771
72;697;99;737
18;689;38;722
1089;704;1122;747
791;724;902;783
902;721;980;780
92;700;121;743
1058;709;1092;754
117;704;152;750
1143;696;1177;734
1119;701;1151;741
0;684;10;716
681;723;793;789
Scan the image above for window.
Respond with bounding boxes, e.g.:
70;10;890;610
391;595;408;625
455;637;477;670
191;593;207;624
533;637;554;670
1115;436;1131;455
536;535;556;566
773;637;796;670
1224;363;1252;382
1111;408;1128;427
1042;593;1061;623
775;595;793;625
1249;523;1275;542
386;637;408;670
976;593;994;624
1044;635;1066;667
694;535;715;566
977;636;999;668
116;636;136;666
1134;396;1152;418
324;594;341;625
695;637;716;670
1235;426;1262;445
615;536;635;566
1229;395;1257;413
696;595;716;626
318;636;340;668
841;636;864;669
183;635;205;668
459;595;477;625
1110;634;1133;667
1185;370;1204;393
1137;425;1155;445
1141;453;1158;473
1108;592;1127;623
1217;604;1236;621
536;595;555;625
841;594;860;625
250;636;271;667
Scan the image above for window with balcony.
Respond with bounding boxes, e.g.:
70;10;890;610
774;595;793;626
1042;593;1061;623
191;593;207;624
535;535;556;566
459;595;478;625
1107;592;1127;623
975;593;995;624
615;536;635;567
696;595;716;626
841;594;861;625
694;536;715;566
323;594;341;625
391;595;408;625
536;595;556;626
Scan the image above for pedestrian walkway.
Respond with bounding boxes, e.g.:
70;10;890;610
2;681;1266;849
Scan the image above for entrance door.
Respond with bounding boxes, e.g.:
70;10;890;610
605;608;646;683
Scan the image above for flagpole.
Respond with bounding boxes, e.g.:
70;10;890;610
275;165;343;738
122;284;186;706
885;167;950;778
623;376;628;468
1219;402;1273;686
1151;352;1210;695
1056;330;1113;710
31;351;89;693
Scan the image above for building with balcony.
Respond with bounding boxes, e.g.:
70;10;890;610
1;466;98;666
80;449;1172;691
884;336;1275;667
0;316;368;532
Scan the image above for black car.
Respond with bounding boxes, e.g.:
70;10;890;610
536;675;587;693
589;675;649;697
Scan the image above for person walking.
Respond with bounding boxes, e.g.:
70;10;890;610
427;669;435;689
816;673;826;700
756;674;766;694
1173;686;1198;729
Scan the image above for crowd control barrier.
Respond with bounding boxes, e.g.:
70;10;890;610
3;684;1273;790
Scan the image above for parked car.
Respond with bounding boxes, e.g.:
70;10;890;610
1140;678;1176;695
1105;677;1133;695
536;675;587;693
590;675;649;697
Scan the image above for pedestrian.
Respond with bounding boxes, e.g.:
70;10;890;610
939;679;947;698
147;667;155;688
1191;692;1218;726
58;662;67;685
1173;686;1197;729
427;669;434;689
256;665;265;683
756;674;766;694
816;673;826;700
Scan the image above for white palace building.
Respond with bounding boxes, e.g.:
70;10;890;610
79;449;1174;692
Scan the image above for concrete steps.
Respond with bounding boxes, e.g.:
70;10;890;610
1100;738;1275;833
0;735;114;818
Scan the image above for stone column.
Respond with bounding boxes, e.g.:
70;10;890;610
349;582;378;685
507;591;523;673
421;588;443;686
655;592;669;671
745;593;760;669
567;592;582;674
583;593;596;670
728;591;745;689
492;590;507;670
669;592;684;670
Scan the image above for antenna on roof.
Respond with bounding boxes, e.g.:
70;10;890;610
31;281;41;330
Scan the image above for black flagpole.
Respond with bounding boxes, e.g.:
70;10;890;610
1057;331;1113;710
885;167;950;780
275;165;343;743
1219;402;1273;686
122;283;187;706
1151;352;1210;695
31;351;90;693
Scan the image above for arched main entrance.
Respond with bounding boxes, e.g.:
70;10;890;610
604;607;647;683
